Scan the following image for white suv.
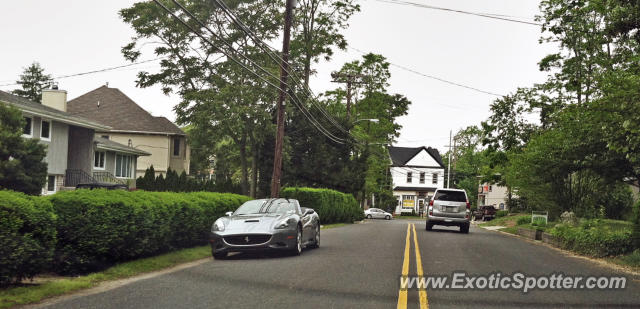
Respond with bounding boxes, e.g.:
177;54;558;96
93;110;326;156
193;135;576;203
426;188;471;233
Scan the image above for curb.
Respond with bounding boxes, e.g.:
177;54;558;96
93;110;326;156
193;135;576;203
478;225;640;278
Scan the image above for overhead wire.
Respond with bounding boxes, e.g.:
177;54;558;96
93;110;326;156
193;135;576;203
168;0;349;144
153;0;347;144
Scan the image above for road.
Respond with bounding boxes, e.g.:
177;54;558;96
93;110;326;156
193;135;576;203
38;219;640;309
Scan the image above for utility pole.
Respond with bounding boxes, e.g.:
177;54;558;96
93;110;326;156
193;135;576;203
446;130;452;188
270;0;295;198
330;72;367;121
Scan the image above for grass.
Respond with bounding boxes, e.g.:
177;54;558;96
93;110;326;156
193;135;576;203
0;246;211;309
321;223;349;229
395;215;424;220
478;213;529;228
609;250;640;270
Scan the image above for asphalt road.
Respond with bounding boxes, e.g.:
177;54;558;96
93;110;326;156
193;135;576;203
38;219;640;309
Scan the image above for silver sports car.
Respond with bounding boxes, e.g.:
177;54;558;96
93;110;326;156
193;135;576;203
209;198;320;259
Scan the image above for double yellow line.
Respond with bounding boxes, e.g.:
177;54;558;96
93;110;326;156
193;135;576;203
397;223;428;309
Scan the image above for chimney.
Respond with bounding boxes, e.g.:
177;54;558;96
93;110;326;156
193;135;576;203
41;88;68;112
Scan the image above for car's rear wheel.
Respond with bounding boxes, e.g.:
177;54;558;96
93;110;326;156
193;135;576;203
309;224;320;249
291;226;303;256
385;215;391;220
366;214;372;219
426;222;433;231
213;251;227;260
460;224;470;234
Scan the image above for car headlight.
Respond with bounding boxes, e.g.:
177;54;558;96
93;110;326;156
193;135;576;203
274;219;290;229
212;218;225;232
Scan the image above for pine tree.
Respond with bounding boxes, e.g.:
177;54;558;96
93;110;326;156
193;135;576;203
12;62;53;103
0;103;48;194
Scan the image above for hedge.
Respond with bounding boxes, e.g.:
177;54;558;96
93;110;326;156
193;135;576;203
48;190;249;274
0;190;56;286
281;187;363;224
551;221;633;257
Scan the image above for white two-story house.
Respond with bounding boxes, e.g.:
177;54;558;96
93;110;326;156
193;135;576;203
389;146;445;214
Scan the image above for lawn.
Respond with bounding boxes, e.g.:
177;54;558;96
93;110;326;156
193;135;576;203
0;246;211;309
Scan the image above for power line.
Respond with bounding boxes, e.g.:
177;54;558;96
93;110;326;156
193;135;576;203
169;0;348;144
211;0;352;137
155;0;348;144
348;46;505;97
371;0;542;26
0;57;165;87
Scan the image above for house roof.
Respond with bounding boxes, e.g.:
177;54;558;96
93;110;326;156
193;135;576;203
67;86;185;136
388;146;444;167
94;137;151;156
0;90;111;131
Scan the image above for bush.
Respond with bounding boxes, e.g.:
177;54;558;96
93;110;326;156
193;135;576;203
633;202;640;250
0;190;56;286
551;220;633;257
49;190;249;274
516;216;531;225
495;210;508;218
281;187;363;224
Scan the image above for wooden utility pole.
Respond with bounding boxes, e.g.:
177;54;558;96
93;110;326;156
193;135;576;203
270;0;295;198
330;72;367;121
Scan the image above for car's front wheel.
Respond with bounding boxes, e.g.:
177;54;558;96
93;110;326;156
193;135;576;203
291;226;303;256
385;215;391;220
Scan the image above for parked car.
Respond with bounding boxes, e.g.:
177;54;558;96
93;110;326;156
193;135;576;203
478;205;496;221
209;198;320;259
364;208;392;220
426;188;471;233
472;208;484;221
76;182;129;190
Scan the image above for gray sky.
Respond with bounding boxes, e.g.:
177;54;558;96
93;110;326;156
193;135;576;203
0;0;555;153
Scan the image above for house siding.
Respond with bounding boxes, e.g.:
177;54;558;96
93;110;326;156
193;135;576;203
42;121;69;175
67;126;95;175
106;133;189;177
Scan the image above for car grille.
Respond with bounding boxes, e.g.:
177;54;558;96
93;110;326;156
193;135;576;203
224;234;272;245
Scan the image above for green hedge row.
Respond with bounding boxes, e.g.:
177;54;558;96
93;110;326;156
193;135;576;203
0;191;56;286
50;190;249;273
551;222;633;257
281;187;363;224
0;190;249;282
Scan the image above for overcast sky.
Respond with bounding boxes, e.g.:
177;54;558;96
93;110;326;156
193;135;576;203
0;0;556;153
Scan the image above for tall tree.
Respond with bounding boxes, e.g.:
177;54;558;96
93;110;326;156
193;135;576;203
12;62;53;103
0;103;48;195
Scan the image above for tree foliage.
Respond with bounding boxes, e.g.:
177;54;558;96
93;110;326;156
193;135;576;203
0;103;48;195
12;62;53;103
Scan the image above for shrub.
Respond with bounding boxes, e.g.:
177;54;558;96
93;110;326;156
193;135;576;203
551;220;633;257
496;210;508;218
0;190;56;286
49;190;248;274
633;202;640;250
516;215;531;225
281;187;364;224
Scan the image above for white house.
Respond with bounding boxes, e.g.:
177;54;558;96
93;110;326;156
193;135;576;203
389;146;445;214
477;183;510;210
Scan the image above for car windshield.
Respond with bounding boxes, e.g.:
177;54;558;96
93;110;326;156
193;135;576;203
234;199;296;215
234;200;267;215
434;190;467;202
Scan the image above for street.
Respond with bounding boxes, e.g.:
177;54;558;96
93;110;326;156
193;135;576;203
37;220;640;309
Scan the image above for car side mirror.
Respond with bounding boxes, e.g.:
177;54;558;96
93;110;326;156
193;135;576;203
225;211;233;216
304;209;315;216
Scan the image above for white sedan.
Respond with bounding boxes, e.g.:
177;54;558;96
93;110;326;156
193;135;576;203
364;208;393;220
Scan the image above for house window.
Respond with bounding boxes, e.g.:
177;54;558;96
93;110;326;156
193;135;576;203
94;151;105;169
101;135;109;139
406;172;412;183
489;185;493;192
402;195;415;209
40;120;51;141
419;172;425;184
173;138;181;156
432;173;438;185
115;154;134;178
128;139;133;147
23;117;33;137
47;175;56;193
